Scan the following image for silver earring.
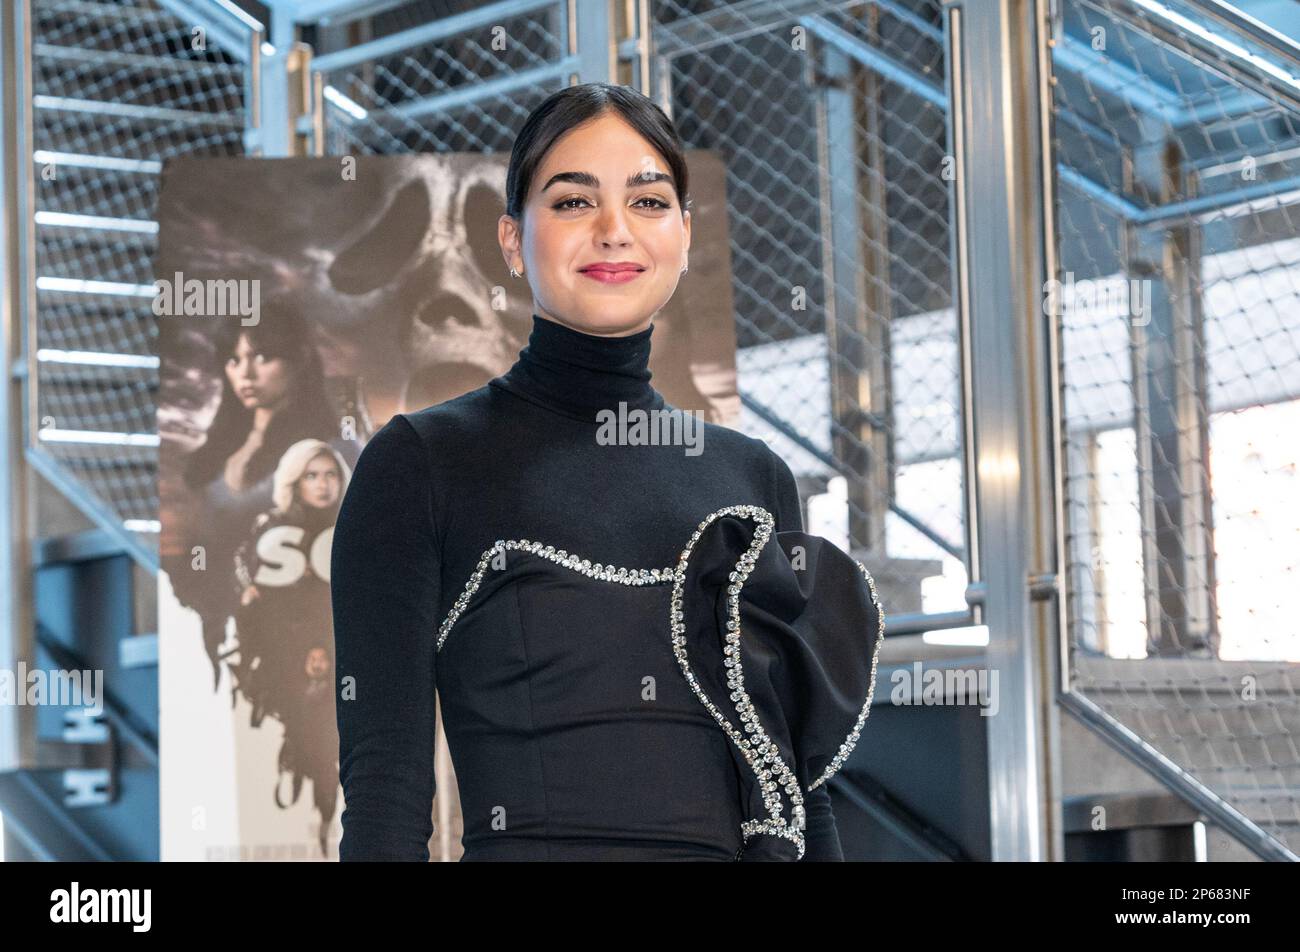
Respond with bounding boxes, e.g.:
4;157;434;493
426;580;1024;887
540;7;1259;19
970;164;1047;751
510;267;520;278
681;264;689;275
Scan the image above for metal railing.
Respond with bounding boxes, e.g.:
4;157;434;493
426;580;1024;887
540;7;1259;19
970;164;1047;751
1050;0;1300;858
6;0;1298;860
15;0;263;571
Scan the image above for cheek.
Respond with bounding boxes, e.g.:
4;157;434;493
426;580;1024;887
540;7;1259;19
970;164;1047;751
646;227;683;263
533;228;574;273
263;364;291;392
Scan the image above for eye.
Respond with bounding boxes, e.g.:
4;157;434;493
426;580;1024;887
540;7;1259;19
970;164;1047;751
635;196;671;209
553;196;591;210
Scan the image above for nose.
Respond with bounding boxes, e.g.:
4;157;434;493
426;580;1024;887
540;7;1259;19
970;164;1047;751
595;203;633;246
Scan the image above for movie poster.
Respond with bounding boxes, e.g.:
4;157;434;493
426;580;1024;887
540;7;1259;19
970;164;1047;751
153;152;737;860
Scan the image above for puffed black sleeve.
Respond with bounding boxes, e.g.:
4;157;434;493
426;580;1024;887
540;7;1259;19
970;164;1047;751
332;413;440;861
768;447;846;862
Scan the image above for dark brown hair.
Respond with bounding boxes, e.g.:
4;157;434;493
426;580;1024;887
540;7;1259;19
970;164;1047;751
183;301;339;491
505;82;691;223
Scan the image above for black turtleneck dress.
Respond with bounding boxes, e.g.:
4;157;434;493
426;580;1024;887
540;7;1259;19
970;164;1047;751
331;314;845;861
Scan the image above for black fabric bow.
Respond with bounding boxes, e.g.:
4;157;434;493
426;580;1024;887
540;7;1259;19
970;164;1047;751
672;508;884;861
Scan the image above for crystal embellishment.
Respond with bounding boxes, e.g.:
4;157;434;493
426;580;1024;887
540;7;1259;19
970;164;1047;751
809;554;884;792
432;504;883;861
437;540;676;651
667;505;807;859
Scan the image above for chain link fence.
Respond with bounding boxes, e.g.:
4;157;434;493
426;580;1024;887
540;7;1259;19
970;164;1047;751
651;0;963;622
1051;0;1300;852
19;0;1299;856
307;0;967;623
310;1;564;157
27;0;257;563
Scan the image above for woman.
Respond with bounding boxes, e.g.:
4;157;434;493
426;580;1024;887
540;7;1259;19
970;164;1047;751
331;82;882;862
178;306;347;691
233;439;351;856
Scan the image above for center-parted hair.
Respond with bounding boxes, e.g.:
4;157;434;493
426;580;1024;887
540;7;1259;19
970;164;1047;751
505;82;691;223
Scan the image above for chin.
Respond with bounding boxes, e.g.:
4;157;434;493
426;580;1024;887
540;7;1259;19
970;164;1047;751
572;307;647;331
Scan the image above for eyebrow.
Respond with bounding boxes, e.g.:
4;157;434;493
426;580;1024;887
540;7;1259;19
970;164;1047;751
540;169;675;192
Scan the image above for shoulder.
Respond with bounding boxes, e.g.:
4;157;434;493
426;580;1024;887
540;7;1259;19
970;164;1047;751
398;384;500;449
351;388;501;522
679;409;772;459
695;419;785;476
696;422;801;528
352;385;498;471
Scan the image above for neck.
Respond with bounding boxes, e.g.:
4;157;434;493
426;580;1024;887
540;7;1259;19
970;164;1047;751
489;313;663;423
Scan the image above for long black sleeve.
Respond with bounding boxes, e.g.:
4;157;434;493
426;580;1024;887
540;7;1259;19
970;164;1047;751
332;414;441;861
768;447;845;862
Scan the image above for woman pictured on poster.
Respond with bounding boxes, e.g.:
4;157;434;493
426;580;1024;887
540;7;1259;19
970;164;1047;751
232;438;351;857
177;305;353;693
332;83;883;862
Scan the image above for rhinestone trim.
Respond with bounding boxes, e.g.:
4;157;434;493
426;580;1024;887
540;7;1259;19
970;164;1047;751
432;504;883;862
667;505;807;860
436;540;677;651
806;556;884;791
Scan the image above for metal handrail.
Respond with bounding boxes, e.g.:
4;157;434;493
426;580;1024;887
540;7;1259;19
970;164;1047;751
1186;0;1300;70
1106;0;1300;116
1060;690;1299;862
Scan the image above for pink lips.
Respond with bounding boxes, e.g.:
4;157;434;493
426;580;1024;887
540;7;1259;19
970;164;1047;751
579;262;645;284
